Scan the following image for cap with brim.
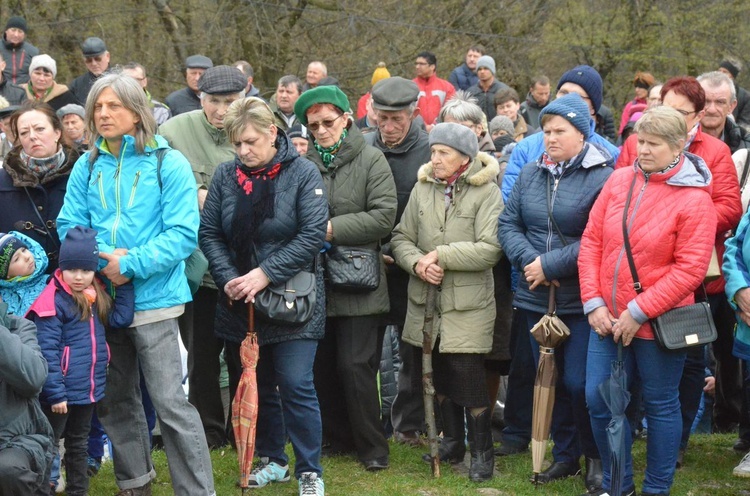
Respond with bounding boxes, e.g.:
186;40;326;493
82;37;107;57
287;124;308;140
186;55;213;70
56;104;85;121
371;77;419;111
293;86;351;126
197;66;247;95
0;105;20;119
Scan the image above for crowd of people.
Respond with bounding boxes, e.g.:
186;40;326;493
0;13;750;496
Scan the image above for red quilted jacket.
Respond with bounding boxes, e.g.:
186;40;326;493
579;154;717;339
616;126;742;294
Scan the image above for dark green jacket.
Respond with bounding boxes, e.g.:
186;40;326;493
306;124;398;317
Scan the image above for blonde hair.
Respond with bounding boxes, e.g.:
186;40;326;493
223;97;276;143
633;106;687;151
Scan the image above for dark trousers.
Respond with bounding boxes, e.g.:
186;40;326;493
500;308;534;448
710;294;744;431
179;287;227;448
44;403;96;496
679;344;706;450
314;315;389;461
391;337;425;433
0;446;52;496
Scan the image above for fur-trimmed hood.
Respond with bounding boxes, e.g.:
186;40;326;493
417;150;500;186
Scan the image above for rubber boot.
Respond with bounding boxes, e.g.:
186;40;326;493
467;408;494;482
422;398;466;464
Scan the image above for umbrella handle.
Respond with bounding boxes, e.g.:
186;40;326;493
247;303;255;335
547;286;556;314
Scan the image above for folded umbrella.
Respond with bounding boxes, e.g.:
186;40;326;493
598;340;630;495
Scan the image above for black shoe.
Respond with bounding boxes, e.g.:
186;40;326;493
362;456;389;471
467;409;494;482
494;442;528;456
585;457;603;491
422;398;466;464
675;449;684;469
531;461;581;484
734;437;750;454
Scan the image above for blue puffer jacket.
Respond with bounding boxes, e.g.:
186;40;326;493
199;133;328;346
448;63;478;91
501;119;620;202
27;270;134;405
498;143;613;315
56;135;199;311
0;231;49;316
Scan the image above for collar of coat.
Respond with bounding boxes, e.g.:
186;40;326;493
417;150;500;186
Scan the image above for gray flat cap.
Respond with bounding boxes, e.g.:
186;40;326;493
56;104;85;120
198;65;247;95
82;37;107;57
185;55;213;70
371;77;419;111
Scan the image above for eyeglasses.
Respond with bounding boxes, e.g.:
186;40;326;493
85;56;104;63
672;108;697;116
307;114;344;132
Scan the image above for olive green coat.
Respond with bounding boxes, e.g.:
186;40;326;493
306;124;398;317
391;151;503;353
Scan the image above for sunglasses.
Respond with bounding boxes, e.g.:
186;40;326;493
307;114;344;132
85;55;104;63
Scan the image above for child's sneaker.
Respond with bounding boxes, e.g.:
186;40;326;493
298;472;324;496
247;457;290;488
734;450;750;477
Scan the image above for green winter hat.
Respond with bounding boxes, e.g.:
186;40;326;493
294;86;350;126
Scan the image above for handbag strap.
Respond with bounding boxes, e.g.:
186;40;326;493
621;172;709;300
23;186;59;250
250;241;318;280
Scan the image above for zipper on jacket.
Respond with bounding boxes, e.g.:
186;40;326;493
545;171;566;252
61;346;70;376
94;171;108;210
89;308;97;403
611;175;650;314
110;142;128;246
127;171;141;208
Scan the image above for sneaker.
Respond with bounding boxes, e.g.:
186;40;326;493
54;472;65;494
247;457;291;488
87;456;102;477
581;489;636;496
298;472;325;496
734;437;750;454
734;450;750;478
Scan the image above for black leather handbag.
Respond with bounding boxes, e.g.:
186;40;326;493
252;244;317;326
621;175;717;351
324;245;380;292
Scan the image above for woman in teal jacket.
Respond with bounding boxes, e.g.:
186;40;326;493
56;73;215;496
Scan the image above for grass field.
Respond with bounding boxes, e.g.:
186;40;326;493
87;433;750;495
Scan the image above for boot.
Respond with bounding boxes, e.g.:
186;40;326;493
467;408;494;482
422;398;466;464
585;457;603;492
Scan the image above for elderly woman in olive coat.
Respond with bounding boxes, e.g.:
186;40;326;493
392;122;502;482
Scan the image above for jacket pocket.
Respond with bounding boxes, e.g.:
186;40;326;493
61;346;70;376
407;278;428;306
452;272;491;311
93;171;108;210
127;171;141;208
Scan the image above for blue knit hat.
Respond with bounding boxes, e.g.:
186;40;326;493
539;93;591;139
59;226;99;272
557;65;603;113
0;233;28;279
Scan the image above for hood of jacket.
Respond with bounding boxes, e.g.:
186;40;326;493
24;81;70;102
631;151;712;189
417;150;500;186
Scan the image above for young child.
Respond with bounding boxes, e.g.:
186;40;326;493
26;226;134;496
0;231;49;316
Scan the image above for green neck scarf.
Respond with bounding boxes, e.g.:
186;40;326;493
314;128;348;169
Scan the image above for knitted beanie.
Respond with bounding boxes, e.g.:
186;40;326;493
5;16;27;32
489;115;515;136
371;62;391;87
59;226;99;272
538;93;591;139
557;65;603;112
476;55;496;75
0;233;28;279
29;54;57;78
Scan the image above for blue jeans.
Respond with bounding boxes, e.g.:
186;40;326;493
586;332;686;494
255;338;322;477
98;318;215;494
500;308;534;448
525;310;599;463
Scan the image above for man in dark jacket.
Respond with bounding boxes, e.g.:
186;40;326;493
68;37;111;105
0;302;54;495
596;104;617;143
0;16;38;85
519;75;551;131
719;59;750;131
448;45;484;91
700;71;750;153
164;55;213;117
0;52;26;104
365;77;431;446
467;55;509;122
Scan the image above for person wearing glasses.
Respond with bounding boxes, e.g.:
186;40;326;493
69;37;111;105
294;85;397;472
616;76;742;468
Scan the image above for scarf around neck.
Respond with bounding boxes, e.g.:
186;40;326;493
21;146;66;180
314;127;348;168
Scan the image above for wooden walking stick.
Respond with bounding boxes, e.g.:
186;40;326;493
422;283;440;477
